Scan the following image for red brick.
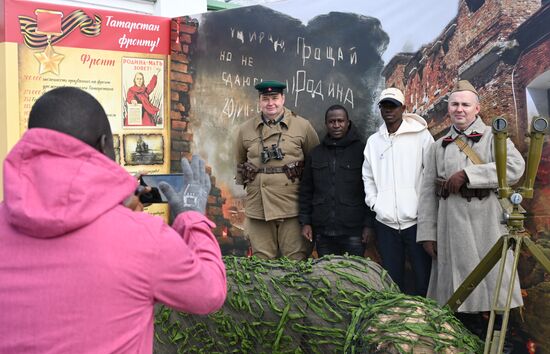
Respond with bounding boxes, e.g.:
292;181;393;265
171;62;188;73
170;91;179;101
171;19;197;28
171;120;188;130
171;82;189;92
209;206;222;216
170;160;182;172
170;111;182;120
171;53;189;64
172;140;190;152
171;72;193;84
170;150;183;159
180;33;192;44
172;102;186;112
171;130;185;140
181;44;189;54
179;24;197;34
172;130;193;141
170;41;181;53
170;20;181;31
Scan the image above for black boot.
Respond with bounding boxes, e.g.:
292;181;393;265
493;315;514;354
455;312;485;339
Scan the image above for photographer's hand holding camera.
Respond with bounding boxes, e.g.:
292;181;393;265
123;174;151;212
159;155;211;215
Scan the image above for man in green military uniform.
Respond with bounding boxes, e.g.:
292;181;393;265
235;80;320;260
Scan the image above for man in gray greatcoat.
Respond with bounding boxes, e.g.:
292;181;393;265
417;80;525;342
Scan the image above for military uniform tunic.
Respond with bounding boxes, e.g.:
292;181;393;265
417;117;525;312
235;107;320;221
235;107;319;260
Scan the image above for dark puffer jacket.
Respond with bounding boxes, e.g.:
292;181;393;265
299;122;373;236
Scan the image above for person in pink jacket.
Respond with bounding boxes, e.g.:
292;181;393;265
0;87;226;353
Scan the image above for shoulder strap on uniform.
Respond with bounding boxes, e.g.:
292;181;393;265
453;136;484;165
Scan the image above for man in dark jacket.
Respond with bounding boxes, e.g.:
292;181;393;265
299;105;374;256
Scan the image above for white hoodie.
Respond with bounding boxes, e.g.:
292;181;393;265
362;113;434;230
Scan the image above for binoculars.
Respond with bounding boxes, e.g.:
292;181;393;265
492;116;548;200
261;144;285;164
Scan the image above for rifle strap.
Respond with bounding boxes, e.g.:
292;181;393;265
454;136;484;165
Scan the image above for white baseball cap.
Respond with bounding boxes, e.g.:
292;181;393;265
378;87;405;106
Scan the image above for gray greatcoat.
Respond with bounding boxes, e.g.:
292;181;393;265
417;117;525;312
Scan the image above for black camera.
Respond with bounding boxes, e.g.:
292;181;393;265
138;174;183;204
260;144;285;164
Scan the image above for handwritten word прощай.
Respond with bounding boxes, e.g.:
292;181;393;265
297;37;357;67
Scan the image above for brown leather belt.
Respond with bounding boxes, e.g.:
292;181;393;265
435;178;492;201
258;166;285;174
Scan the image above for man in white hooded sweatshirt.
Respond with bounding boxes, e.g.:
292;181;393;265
362;87;433;295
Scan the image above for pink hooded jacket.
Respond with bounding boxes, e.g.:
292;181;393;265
0;128;226;353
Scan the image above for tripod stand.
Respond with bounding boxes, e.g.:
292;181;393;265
446;116;550;354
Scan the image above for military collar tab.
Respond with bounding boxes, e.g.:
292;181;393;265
261;114;285;126
442;130;483;147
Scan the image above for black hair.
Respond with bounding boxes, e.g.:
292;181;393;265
28;86;112;149
324;104;349;122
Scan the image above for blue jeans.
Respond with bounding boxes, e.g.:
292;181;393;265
374;221;431;296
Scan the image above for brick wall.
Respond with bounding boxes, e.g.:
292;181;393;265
387;0;541;140
170;17;235;248
170;18;195;166
514;40;550;141
382;53;412;90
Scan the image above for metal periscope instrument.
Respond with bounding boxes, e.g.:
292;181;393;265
446;116;550;354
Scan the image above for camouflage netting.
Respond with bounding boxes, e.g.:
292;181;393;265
154;255;482;353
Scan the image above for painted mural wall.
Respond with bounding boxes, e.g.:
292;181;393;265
1;0;549;351
169;1;550;351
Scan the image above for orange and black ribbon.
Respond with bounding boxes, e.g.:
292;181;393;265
18;10;102;49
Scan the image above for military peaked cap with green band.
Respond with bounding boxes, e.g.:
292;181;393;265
255;80;286;94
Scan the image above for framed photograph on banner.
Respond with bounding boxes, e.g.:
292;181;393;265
123;133;164;165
